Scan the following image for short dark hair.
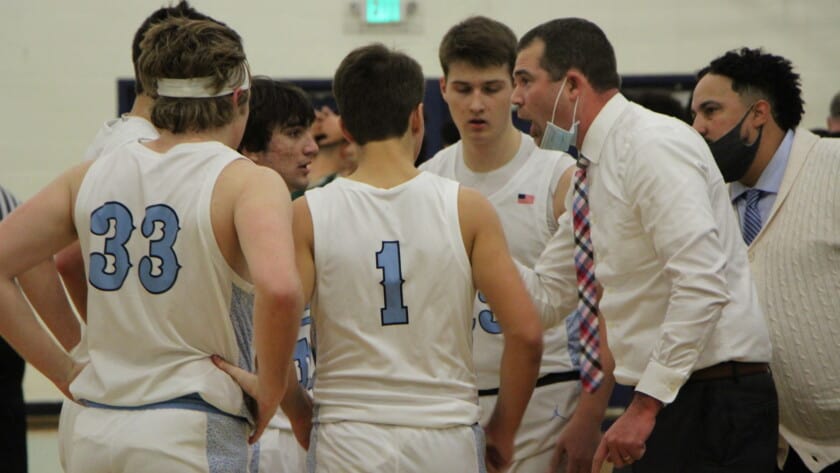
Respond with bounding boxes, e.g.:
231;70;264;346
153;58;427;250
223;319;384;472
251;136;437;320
830;91;840;119
518;18;620;91
239;78;315;153
697;47;804;131
439;16;517;77
132;1;217;95
333;44;425;146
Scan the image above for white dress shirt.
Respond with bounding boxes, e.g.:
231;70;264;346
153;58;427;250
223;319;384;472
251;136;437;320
520;93;772;403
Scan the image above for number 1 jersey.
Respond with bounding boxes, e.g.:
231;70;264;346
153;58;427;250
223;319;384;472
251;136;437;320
305;172;479;428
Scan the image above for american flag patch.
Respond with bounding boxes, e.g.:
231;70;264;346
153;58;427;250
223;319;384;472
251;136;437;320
517;193;535;204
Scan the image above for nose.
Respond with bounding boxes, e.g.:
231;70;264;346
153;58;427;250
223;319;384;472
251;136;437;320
691;115;707;137
304;133;319;156
511;83;524;106
469;90;485;113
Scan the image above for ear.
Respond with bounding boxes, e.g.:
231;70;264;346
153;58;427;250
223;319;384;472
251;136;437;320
410;103;425;134
565;69;586;99
439;76;448;101
233;88;247;110
338;116;356;144
751;99;772;127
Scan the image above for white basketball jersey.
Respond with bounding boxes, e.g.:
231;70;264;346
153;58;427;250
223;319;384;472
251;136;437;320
422;133;577;388
73;115;160;364
83;115;159;161
267;309;314;430
306;172;479;428
71;141;254;420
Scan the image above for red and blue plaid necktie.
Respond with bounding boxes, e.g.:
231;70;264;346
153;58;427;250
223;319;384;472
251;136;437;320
571;152;604;393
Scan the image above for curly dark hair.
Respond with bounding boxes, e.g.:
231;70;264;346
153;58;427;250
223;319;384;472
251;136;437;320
698;47;804;130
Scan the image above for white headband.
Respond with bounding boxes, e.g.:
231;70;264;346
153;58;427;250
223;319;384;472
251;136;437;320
156;63;250;98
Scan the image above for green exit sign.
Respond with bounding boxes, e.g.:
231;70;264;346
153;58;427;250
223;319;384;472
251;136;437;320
366;0;402;24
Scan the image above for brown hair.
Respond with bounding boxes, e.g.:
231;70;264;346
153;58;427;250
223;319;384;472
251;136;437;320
138;17;249;133
333;44;424;146
439;16;517;78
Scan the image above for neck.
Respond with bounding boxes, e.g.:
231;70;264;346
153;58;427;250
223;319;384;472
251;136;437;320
145;126;237;153
128;95;154;121
309;149;342;184
738;124;787;188
461;124;522;172
348;136;420;188
576;88;619;151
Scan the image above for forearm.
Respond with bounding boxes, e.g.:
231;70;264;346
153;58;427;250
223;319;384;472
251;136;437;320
572;372;614;428
253;285;304;405
0;278;76;389
18;258;81;351
515;214;578;328
55;241;88;320
280;367;313;423
516;260;576;329
490;335;543;437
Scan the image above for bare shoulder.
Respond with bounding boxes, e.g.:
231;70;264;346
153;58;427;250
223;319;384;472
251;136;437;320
218;158;289;202
457;185;495;219
66;159;96;199
457;185;505;256
292;197;313;242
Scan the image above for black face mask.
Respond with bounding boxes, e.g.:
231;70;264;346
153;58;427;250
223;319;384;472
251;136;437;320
708;106;763;183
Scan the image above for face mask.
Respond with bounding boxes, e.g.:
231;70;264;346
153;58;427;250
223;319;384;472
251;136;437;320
540;76;580;154
708;105;763;182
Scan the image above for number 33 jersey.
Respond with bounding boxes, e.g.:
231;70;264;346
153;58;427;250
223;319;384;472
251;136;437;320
72;140;255;421
305;172;479;428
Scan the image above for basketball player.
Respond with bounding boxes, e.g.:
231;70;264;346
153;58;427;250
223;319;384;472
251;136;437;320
420;16;613;472
219;43;543;473
0;16;302;473
239;77;319;473
53;4;223;470
55;0;216;318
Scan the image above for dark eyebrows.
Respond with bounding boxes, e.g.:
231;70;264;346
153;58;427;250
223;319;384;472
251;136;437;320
513;69;532;79
451;79;507;88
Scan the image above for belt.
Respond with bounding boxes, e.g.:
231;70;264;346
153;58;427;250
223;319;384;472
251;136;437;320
478;370;580;397
688;361;769;383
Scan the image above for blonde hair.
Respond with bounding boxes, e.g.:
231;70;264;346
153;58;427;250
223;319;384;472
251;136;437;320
138;17;249;133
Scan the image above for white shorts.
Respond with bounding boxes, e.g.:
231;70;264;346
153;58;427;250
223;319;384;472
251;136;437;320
66;405;253;473
479;379;581;472
307;422;485;473
58;398;83;471
258;426;307;472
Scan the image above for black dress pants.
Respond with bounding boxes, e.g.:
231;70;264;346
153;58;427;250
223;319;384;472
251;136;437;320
630;370;778;473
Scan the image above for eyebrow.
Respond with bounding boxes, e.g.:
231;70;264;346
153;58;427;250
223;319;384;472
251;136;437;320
691;99;720;113
451;79;507;86
513;69;532;79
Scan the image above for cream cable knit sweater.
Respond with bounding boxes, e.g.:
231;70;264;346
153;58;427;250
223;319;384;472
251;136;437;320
747;129;840;442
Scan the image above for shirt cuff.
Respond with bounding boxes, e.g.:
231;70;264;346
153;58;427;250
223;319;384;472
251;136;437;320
635;360;690;405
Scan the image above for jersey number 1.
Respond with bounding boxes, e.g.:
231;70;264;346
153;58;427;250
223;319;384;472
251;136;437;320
375;241;408;325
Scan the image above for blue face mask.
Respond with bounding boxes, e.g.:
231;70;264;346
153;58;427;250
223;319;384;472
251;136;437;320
540;76;580;154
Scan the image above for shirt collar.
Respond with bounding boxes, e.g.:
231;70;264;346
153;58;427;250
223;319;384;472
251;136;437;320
580;92;629;165
730;129;794;202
